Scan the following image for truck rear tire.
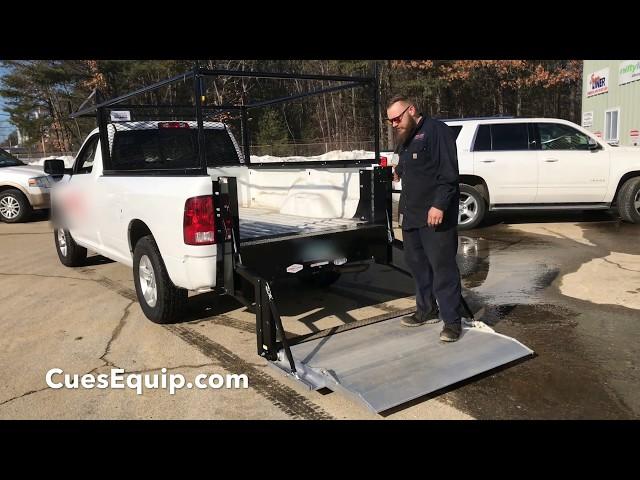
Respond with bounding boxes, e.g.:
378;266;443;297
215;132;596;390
133;235;187;324
54;228;87;267
617;177;640;224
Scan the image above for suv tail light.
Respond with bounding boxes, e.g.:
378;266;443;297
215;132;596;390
184;196;215;245
379;155;388;167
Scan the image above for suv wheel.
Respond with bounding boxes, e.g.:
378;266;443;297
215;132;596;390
0;189;32;223
617;177;640;224
458;184;487;230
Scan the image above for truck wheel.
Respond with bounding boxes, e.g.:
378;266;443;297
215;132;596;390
133;235;187;324
617;177;640;224
54;228;87;267
0;189;32;223
458;184;487;231
298;270;341;288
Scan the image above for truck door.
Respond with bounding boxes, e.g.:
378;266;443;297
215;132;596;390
64;134;100;249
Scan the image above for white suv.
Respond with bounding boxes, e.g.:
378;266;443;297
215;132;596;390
437;117;640;230
0;148;53;222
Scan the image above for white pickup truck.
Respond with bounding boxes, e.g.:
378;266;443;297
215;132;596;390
48;120;390;325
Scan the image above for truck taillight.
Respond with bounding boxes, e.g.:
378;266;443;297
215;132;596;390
184;196;215;245
159;121;190;129
379;156;388;167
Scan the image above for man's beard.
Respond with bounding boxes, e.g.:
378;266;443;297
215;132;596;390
394;116;417;147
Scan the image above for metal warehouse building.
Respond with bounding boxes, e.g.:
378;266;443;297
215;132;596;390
582;60;640;147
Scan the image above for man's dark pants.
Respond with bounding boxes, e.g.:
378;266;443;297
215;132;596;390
403;225;461;325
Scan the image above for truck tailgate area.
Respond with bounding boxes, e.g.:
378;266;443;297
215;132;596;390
238;206;364;243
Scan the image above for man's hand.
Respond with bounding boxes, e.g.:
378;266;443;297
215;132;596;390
392;166;399;182
427;207;444;227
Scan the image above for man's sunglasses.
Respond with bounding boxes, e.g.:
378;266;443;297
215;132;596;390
384;105;411;125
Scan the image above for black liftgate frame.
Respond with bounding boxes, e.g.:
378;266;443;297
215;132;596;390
216;165;395;376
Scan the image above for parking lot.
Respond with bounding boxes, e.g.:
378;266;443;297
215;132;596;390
1;209;639;419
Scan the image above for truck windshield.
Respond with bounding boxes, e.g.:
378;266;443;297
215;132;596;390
111;127;240;171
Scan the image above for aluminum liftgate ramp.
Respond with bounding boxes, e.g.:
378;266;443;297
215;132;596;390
271;313;533;413
229;245;534;414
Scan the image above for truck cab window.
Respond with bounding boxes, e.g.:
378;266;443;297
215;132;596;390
74;135;99;174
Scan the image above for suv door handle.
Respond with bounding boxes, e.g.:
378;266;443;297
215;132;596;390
480;159;495;163
545;158;559;163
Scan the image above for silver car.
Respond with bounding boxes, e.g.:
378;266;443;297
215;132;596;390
0;148;53;222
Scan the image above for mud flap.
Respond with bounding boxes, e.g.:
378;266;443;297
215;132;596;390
269;315;533;413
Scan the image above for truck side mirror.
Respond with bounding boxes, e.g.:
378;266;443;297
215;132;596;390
44;159;66;175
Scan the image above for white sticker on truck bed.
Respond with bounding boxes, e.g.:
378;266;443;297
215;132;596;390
110;111;131;121
286;264;304;273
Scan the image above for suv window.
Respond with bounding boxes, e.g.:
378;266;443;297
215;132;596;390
74;135;99;174
537;123;592;151
448;125;463;140
110;128;240;171
491;123;530;151
473;125;491;151
472;123;531;151
0;147;26;167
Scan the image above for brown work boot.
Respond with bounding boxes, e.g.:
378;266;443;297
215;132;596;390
400;309;440;327
439;322;462;342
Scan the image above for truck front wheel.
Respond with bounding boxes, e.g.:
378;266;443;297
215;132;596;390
617;177;640;224
54;228;87;267
133;235;187;324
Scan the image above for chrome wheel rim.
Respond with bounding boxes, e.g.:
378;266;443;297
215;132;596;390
57;229;67;256
459;193;479;226
139;255;157;307
0;196;20;220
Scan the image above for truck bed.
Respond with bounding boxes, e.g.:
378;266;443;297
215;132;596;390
238;206;364;244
